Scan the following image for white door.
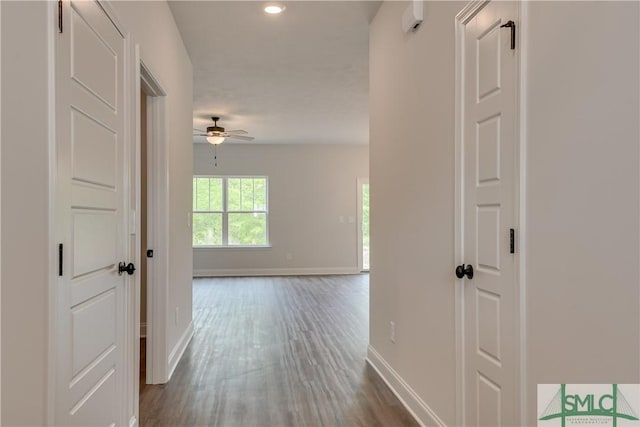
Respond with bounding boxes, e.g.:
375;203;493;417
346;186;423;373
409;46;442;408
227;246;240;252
461;1;519;425
55;1;129;424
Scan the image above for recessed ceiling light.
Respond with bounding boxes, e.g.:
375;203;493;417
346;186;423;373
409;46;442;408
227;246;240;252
264;3;285;14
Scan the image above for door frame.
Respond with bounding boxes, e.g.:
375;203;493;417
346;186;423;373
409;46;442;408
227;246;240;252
453;1;528;425
135;57;170;390
356;177;369;272
125;28;172;427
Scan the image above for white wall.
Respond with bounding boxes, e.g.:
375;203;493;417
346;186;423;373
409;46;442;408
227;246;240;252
110;1;194;365
1;1;193;423
1;0;4;422
369;1;639;426
369;2;461;424
524;1;639;424
193;143;369;276
1;2;50;424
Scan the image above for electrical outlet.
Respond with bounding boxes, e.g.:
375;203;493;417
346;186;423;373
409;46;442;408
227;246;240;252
390;321;396;343
175;307;179;326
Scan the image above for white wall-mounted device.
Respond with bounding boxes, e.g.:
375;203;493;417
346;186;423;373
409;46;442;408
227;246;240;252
402;0;423;33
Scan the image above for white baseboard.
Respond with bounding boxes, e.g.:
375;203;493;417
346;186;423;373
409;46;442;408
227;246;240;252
140;322;147;338
193;267;361;277
366;345;447;427
167;321;194;381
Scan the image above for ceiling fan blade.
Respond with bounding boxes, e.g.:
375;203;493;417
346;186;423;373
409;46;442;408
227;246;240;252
193;134;207;137
226;129;249;135
193;128;206;133
226;134;255;141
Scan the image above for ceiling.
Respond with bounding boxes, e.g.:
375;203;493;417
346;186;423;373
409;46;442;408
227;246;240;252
168;1;380;145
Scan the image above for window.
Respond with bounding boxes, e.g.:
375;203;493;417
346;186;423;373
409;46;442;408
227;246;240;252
193;176;268;247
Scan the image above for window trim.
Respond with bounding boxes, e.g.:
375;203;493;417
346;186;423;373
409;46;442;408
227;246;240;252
193;175;269;248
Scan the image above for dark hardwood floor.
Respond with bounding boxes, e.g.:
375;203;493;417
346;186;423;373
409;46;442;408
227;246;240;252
140;337;147;394
139;275;418;427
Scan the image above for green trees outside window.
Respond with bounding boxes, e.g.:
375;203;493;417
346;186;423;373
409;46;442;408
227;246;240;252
362;183;370;270
193;176;268;247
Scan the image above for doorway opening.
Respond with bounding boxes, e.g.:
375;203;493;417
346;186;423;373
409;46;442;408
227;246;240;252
139;86;149;392
136;59;170;412
357;178;370;272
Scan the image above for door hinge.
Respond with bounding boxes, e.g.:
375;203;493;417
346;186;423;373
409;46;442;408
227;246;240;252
58;243;64;276
500;20;516;50
509;228;516;254
58;0;63;33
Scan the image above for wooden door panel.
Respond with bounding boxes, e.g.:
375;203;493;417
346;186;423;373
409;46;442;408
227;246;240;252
56;0;126;424
70;270;119;319
476;205;501;272
476;288;501;365
477;373;501;426
71;82;117;130
463;1;518;426
71;110;117;187
71;290;117;375
68;370;117;426
477;115;501;185
72;183;118;211
71;4;118;109
73;212;117;276
477;20;502;100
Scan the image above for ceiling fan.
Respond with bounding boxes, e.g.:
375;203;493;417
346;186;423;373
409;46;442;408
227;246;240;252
193;117;255;145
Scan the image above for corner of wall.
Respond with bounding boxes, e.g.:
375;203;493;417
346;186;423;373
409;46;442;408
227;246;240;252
366;346;446;427
167;321;194;380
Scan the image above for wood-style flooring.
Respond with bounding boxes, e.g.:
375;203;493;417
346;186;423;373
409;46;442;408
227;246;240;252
139;275;418;427
140;337;147;394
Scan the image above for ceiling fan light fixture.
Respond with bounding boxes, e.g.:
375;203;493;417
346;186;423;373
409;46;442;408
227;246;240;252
195;117;254;144
206;136;225;145
264;3;285;14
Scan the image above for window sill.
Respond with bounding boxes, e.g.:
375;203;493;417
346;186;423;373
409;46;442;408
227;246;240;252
193;245;272;250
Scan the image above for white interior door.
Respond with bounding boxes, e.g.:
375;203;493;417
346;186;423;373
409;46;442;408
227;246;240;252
55;1;128;424
461;1;519;425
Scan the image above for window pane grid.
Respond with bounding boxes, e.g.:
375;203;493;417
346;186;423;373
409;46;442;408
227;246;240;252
194;177;223;212
193;176;268;247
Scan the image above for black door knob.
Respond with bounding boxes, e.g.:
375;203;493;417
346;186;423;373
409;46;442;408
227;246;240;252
455;264;474;279
118;262;136;276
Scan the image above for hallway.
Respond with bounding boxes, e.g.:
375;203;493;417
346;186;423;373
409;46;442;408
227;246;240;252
139;275;417;426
